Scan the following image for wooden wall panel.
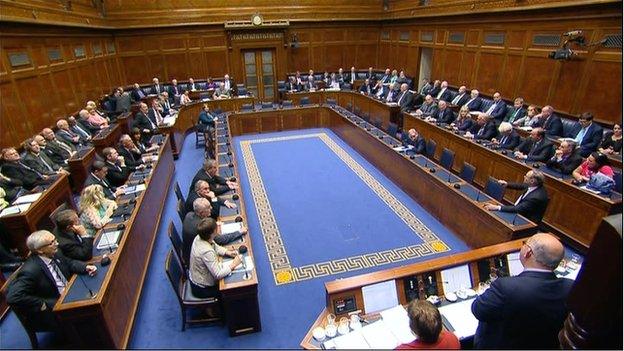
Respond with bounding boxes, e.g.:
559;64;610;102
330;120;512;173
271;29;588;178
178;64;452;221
499;54;522;97
577;61;622;120
121;56;149;84
517;56;553;106
475;52;504;95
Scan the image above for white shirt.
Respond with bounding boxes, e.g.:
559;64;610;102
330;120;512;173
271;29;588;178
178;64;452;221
514;186;538;206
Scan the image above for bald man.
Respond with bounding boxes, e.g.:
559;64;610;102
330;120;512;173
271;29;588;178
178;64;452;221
472;233;573;349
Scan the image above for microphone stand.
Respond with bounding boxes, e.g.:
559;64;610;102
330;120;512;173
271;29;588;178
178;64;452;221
78;274;98;299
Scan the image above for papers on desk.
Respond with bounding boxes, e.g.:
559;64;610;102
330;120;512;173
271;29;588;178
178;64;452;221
380;305;414;344
220;222;242;234
142;155;158;163
362;280;399;314
519;126;533;131
0;203;31;217
325;328;368;349
223;256;254;273
439;298;479;340
386;102;398;106
13;192;42;205
124;184;146;195
579;185;601;195
440;264;472;295
393;145;413;152
506;252;524;276
96;230;121;250
162;116;176;126
361;320;402;349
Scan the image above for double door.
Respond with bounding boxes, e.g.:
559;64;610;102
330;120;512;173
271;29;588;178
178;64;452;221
242;49;276;101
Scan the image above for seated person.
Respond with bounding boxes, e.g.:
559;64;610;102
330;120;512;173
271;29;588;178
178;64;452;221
483;92;508;123
427;80;441;97
389;69;399;85
180;90;192;105
205;77;217;90
485;170;549;224
427;100;453;124
572;151;614;182
491;122;520;150
396;71;408;86
514;128;555;162
68;115;93;141
402;129;426;155
0;147;49;190
383;82;398;103
395;300;460;350
359;78;375;95
599;123;622;155
185;180;237;215
7;230;96;337
212;82;230;99
504;97;526;125
133;102;158;140
131;82;147;101
304;74;317;91
159;92;175;116
414;95;437;117
131;127;159;154
85;101;109;129
450;85;469;106
545;140;583;175
41;128;75;165
286;77;300;92
327;73;340;90
535;105;563;138
463;89;482;112
21;137;66;176
434;80;452;102
189;159;239;196
188;218;242;298
197;104;216;132
451;106;474;132
573;112;603;157
77;109;102;135
512;104;540;127
322;71;330;85
467;113;498;141
182;197;246;263
118;134;146;169
103;147;136;187
85;161;125;200
396;83;414;112
79;184;118;237
56;119;85;148
53;209;94;261
187;77;198;91
0;171;24;204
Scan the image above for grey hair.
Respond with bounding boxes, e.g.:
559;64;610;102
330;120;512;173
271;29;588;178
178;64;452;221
193;197;211;213
194;180;209;192
529;237;564;270
26;230;53;251
498;122;513;133
528;170;545;187
203;158;217;170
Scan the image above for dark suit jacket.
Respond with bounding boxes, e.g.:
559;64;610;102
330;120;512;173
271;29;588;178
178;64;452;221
304;80;317;91
151;84;163;95
402;135;426;155
472;270;573;349
504;107;527;124
359;83;375;95
131;88;146;102
542;115;564;137
189;169;230;196
435;88;453;102
7;253;87;329
472;121;498;140
22;152;60;175
169;84;181;97
53;227;93;261
114;93;132;113
147;108;162;125
455;118;475;132
450;93;470;106
487;101;508;122
77;119;100;135
85;173;116;200
105;160;132;187
433;108;455;124
571;123;603;157
501;182;549;223
132;112;157;133
498;131;521;150
55;129;81;147
42;142;71;165
516;138;555;162
396;91;414;111
1;161;43;190
465;97;482;111
427;86;440;97
117;146;143;169
545;152;584;175
184;192;224;219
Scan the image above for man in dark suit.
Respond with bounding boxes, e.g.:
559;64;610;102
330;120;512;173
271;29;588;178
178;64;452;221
41;128;75;166
189;159;238;196
492;122;521;150
67;116;93;141
382;83;398;103
378;68;391;85
572;112;603;157
450;86;469;106
434;81;453;102
514;128;555;162
418;78;432;95
169;79;181;100
359;79;375;95
504;97;527;125
471;232;572;349
347;66;357;85
7;230;96;334
546;140;584;175
53;210;93;261
0;147;49;190
538;105;563;137
304;74;317;91
103;147;137;186
464;89;482;112
431;100;454;124
485;170;550;224
85;161;124;200
286;77;300;92
427;80;441;98
133;102;158;141
130;83;146;102
185;180;237;217
416;94;438;117
223;74;235;94
470;113;498;140
395;83;414;112
77;110;101;135
484;92;508;124
22;138;66;176
150;77;163;95
187;77;198;92
118;134;146;169
182;197;246;263
402;129;426;155
112;87;132;114
55;119;84;148
366;67;376;82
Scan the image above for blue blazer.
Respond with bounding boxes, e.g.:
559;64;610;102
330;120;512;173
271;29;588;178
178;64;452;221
542;115;563;137
472;270;574;349
402;135;426;155
465;97;482;111
488;101;508;122
571;122;603;157
455;118;475;132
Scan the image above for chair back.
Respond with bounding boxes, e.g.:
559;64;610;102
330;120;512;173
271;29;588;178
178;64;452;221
282;100;293;108
261;101;273;109
485;176;505;201
165;249;184;303
177;198;187;222
613;169;622;194
49;202;71;224
440;148;455;170
387;123;398;138
174;182;184;203
459;162;476;183
168;221;187;269
241;103;253;111
300;96;310;106
326;98;337;106
426;139;437;159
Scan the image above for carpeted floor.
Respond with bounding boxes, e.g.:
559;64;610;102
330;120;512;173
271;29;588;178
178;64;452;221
1;126;468;349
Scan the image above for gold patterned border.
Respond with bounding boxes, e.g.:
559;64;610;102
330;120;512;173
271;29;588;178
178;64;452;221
239;132;450;285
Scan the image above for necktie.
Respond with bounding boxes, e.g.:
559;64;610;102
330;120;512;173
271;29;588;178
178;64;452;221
75;234;83;243
486;102;496;115
500;135;508;146
38;154;53;172
452;94;461;105
574;127;587;144
530;140;540;155
138;90;145;98
50;260;67;293
398;92;405;105
478;126;485;136
436;88;444;99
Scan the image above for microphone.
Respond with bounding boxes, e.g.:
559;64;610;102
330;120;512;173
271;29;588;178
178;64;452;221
235;215;243;222
232;194;239;201
476;190;482;202
447;171;452;183
511;213;518;225
99;230;116;266
238;245;250;280
78;274;98;299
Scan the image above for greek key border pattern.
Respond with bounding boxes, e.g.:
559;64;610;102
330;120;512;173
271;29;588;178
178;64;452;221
239;133;450;285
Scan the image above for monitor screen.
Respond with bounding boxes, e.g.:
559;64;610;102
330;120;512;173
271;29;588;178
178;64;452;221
506;251;523;276
362;280;398;314
440;264;472;295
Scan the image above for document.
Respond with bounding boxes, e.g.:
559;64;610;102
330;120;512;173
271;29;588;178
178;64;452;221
13;192;42;205
380;305;414;344
223;256;255;272
506;252;524;276
0;203;31;217
360;319;401;349
220;222;242;234
124;184;146;195
362;280;399;314
439;298;479;340
440;264;472;295
329;328;369;349
162;116;176;126
97;230;121;250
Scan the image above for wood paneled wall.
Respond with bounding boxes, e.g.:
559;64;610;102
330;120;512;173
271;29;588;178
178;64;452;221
379;2;622;124
0;24;123;148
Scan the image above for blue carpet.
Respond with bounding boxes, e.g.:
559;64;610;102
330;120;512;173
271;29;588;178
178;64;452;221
1;127;468;349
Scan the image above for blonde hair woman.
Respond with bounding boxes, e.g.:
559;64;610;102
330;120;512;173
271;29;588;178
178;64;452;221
79;184;117;237
453;105;474;132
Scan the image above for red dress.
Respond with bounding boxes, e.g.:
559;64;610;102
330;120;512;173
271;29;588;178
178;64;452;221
395;330;460;350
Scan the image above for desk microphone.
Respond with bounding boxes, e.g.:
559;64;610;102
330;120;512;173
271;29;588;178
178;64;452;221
78;274;98;299
238;245;250;280
229;176;237;182
99;231;116;266
447;171;453;183
476;190;482;202
235;215;243;223
511;213;518;225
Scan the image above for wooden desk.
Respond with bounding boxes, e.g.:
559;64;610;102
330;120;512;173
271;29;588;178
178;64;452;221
68;146;95;193
115;111;134;135
300;239;526;349
404;114;623;249
53;136;174;349
0;174;74;256
188;89;215;100
286;91;401;129
92;124;122;154
228;106;535;248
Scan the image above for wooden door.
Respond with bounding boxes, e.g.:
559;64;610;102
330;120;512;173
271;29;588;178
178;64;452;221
242;49;276;101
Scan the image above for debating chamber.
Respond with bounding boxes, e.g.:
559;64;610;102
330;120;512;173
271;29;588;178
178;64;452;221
0;0;621;349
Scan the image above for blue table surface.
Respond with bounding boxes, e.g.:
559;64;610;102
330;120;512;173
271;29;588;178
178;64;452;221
62;261;112;304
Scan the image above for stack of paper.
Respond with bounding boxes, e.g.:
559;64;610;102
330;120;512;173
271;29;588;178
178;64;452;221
380;305;414;344
124;184;146;195
439;298;479;339
13;193;42;205
96;230;122;250
360;319;401;349
221;222;242;234
329;328;369;349
162;116;176;126
223;256;254;272
0;203;31;217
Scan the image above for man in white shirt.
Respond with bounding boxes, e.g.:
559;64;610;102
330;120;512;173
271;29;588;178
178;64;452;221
484;170;549;224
